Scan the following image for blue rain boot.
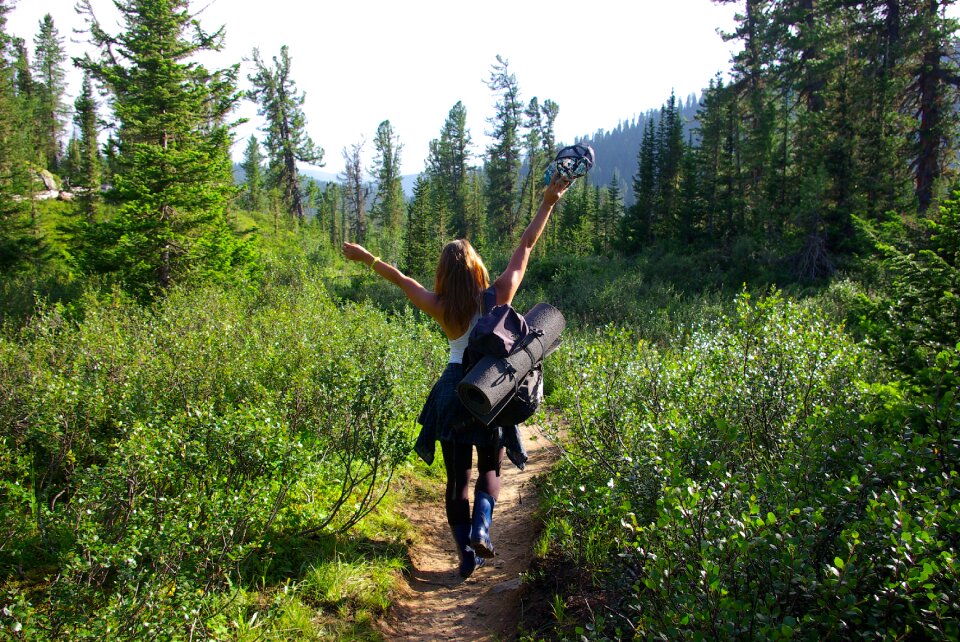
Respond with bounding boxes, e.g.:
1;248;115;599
470;491;497;558
451;524;483;578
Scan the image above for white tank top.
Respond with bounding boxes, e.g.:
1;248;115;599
448;314;480;364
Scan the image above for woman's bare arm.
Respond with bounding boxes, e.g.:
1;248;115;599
493;173;572;305
342;243;447;326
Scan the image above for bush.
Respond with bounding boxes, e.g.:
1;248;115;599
536;290;960;640
0;271;443;639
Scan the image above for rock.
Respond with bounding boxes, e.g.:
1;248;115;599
37;168;59;191
491;576;521;593
57;191;75;202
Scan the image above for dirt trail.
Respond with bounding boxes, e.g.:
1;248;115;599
382;426;558;642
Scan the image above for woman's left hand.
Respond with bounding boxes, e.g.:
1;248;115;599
342;241;372;264
544;171;573;205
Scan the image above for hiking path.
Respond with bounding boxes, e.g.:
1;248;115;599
381;425;558;642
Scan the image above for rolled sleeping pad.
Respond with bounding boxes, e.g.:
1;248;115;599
457;302;566;424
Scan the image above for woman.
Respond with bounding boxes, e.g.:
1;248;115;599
342;172;571;578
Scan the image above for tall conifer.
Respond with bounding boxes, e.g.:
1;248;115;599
240;134;266;212
0;1;35;272
370;120;404;262
32;14;67;171
248;45;324;222
73;70;100;218
485;55;523;246
76;0;254;298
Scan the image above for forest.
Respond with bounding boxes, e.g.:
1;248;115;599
1;0;958;639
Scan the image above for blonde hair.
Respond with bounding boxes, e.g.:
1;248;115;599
434;239;490;334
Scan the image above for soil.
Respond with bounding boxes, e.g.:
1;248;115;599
381;425;560;642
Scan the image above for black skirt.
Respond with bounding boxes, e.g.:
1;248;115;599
414;363;528;470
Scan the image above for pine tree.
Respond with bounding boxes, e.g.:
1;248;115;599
370;120;404;262
76;0;255;299
248;45;324;222
0;1;35;272
485;55;523;246
655;91;686;239
73;70;100;218
340;141;369;243
557;175;596;256
240;134;266;212
597;172;624;253
317;181;343;248
11;37;41;169
32;13;67;172
622;117;656;250
904;0;959;213
428;101;473;237
404;175;440;280
694;76;725;240
464;168;487;251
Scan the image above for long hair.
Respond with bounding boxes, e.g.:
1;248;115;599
434;239;490;334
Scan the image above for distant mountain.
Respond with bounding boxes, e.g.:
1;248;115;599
298;167;420;198
569;93;701;207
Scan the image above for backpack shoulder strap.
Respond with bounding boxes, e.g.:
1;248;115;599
480;286;497;315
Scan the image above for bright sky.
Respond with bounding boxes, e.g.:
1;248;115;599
8;0;741;177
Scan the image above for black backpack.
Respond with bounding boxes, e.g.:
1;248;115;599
457;288;548;427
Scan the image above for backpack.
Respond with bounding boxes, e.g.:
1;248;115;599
457;288;549;427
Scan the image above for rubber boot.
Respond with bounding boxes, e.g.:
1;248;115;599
451;524;483;578
470;491;496;558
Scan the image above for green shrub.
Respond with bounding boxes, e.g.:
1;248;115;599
538;290;959;640
0;271;442;639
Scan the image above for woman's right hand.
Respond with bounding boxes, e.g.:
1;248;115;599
342;241;372;264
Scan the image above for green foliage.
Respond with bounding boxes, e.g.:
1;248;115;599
537;290;959;639
0;271;442;639
857;192;960;377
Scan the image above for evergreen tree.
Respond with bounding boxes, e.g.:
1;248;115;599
557;175;596;256
340;141;369;243
678;142;701;243
240;134;266;212
317;181;343;248
464;168;487;251
717;0;777;234
597;172;624;253
0;1;35;272
904;0;959;213
76;0;255;299
11;36;41;168
428;101;472;237
32;13;67;172
694;76;726;240
654;91;685;239
517;96;560;250
370;120;404;262
248;45;324;221
73;70;100;218
485;55;523;245
621;117;656;250
404;175;440;280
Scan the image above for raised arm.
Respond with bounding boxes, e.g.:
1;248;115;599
342;243;446;324
493;172;572;305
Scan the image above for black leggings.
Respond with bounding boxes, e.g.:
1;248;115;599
441;441;505;527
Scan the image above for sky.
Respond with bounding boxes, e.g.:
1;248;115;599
7;0;742;177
